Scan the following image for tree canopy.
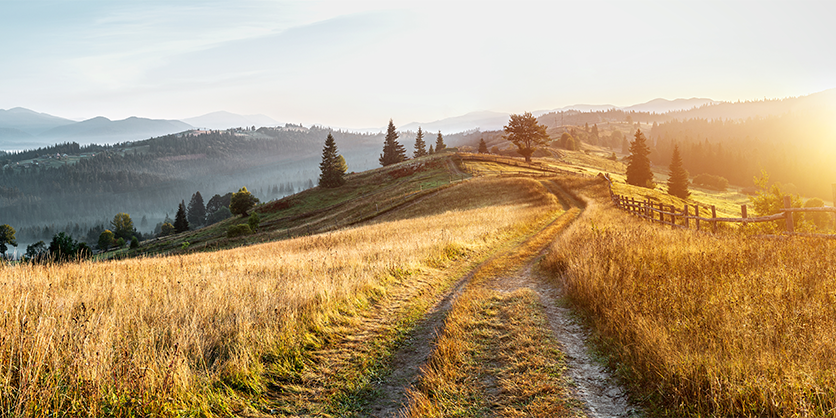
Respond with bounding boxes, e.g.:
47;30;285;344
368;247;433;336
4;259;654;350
478;138;488;154
230;187;259;217
379;119;407;166
319;133;346;188
0;224;17;256
187;191;206;227
435;131;446;153
413;127;428;158
98;229;115;251
174;201;189;233
666;144;690;199
625;129;654;188
503;112;550;163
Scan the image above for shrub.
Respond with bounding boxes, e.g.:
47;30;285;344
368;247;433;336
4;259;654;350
227;224;253;238
693;173;729;191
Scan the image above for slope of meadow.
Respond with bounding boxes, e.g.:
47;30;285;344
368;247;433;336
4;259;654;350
0;170;564;416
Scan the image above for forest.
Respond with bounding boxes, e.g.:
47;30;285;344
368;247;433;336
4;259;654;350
0;125;388;248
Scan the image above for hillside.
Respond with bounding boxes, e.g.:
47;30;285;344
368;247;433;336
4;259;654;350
0;153;594;416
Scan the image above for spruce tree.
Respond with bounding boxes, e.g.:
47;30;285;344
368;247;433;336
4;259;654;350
625;129;654;188
435;131;446;152
319;133;346;187
413;127;427;158
666;144;690;198
174;200;189;233
428;144;434;154
478;137;488;154
187;191;206;227
379;119;407;166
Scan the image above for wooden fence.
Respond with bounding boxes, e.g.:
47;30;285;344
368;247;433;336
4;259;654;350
606;175;836;237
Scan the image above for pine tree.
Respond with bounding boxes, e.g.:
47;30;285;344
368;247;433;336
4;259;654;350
413;127;427;158
625;129;654;188
174;200;189;233
379;119;407;166
666;144;690;198
319;133;346;188
435;131;446;152
187;191;206;227
478;137;488;154
428;144;434;154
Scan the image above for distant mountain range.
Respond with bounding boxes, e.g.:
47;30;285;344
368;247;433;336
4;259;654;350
3;89;833;152
401;98;721;133
182;111;279;130
0;109;280;151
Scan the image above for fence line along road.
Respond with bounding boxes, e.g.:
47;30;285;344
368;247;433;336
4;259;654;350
603;173;836;237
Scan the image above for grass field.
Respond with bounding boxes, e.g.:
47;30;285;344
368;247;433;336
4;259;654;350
0;173;564;417
543;180;836;417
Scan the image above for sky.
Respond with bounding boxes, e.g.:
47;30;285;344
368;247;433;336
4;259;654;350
1;0;834;129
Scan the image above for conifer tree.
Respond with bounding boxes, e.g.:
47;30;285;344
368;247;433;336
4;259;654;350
174;201;189;233
428;144;434;154
319;133;346;188
478;137;488;153
625;129;654;188
413;127;427;158
187;191;206;227
666;144;690;198
379;119;407;166
435;131;446;152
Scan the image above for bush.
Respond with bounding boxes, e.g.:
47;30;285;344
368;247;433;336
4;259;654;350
130;236;139;249
693;173;729;191
248;213;260;232
227;224;253;238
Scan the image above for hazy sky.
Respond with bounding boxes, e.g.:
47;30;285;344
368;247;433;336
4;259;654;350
1;0;834;129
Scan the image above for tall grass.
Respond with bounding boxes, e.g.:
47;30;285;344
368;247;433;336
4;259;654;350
544;181;836;417
0;177;557;417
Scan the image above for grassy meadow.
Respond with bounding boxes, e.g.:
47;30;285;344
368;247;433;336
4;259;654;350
0;175;562;417
544;179;836;417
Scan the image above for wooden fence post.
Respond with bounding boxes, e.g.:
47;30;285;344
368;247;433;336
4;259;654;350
832;184;836;227
711;205;717;233
683;204;689;229
741;204;748;227
670;205;676;229
659;202;664;223
784;195;794;234
695;205;701;231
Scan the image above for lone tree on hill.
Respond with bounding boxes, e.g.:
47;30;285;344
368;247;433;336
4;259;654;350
503;112;550;163
478;137;489;154
174;201;189;233
413;127;427;158
379;119;407;166
319;133;347;188
230;187;259;217
435;131;446;152
666;144;690;198
0;224;17;258
625;129;654;188
187;191;206;227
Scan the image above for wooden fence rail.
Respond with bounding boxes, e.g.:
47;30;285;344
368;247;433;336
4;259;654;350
605;174;836;236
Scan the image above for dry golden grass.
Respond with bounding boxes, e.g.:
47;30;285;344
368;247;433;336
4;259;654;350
0;177;559;417
544;181;836;417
